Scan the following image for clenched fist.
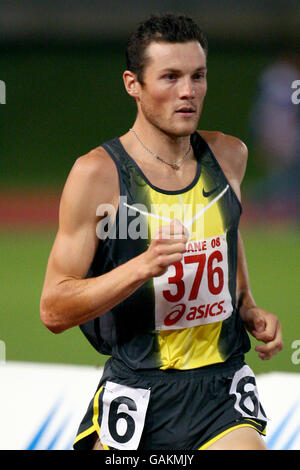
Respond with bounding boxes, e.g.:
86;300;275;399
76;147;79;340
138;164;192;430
141;219;188;278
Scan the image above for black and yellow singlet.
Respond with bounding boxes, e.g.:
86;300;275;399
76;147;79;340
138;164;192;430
81;131;251;370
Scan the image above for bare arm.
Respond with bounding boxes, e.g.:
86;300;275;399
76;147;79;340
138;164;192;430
201;130;283;359
40;148;144;333
236;230;283;359
40;148;187;334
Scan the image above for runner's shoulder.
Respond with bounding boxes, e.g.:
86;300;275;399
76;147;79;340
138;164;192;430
72;145;118;188
196;130;248;183
197;130;248;158
61;145;119;211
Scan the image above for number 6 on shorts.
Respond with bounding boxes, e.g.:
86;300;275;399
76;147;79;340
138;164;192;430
100;381;151;450
229;365;268;421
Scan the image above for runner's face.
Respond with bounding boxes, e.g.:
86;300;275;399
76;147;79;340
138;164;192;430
137;41;207;137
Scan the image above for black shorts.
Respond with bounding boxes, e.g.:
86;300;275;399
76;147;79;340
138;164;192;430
73;355;267;450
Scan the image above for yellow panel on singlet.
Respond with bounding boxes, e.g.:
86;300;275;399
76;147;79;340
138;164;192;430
145;175;229;370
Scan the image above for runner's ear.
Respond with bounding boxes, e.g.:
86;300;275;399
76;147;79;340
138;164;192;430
123;70;140;99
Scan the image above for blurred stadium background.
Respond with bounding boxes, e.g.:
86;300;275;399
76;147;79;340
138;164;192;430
0;0;300;450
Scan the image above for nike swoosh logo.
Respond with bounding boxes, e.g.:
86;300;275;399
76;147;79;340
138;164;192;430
202;186;220;197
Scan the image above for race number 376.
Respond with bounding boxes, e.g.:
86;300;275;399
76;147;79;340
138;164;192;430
154;233;233;330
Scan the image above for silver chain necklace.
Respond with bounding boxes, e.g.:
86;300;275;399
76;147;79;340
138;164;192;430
129;128;191;170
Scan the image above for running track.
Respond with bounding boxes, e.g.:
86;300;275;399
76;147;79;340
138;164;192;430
0;189;298;229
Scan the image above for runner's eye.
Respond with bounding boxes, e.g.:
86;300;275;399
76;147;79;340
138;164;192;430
163;74;178;81
193;72;206;80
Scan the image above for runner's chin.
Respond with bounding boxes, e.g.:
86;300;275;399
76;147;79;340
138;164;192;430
171;116;199;136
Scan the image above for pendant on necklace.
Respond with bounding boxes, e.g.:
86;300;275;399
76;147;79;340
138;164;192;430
171;163;180;170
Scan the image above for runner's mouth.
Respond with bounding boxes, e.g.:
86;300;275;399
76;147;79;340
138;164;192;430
176;107;195;113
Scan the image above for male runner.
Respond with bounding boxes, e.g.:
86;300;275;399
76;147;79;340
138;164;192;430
40;14;283;450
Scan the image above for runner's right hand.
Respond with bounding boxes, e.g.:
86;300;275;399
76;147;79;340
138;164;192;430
141;219;188;278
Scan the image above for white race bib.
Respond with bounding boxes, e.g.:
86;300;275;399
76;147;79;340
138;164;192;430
154;233;233;330
100;381;150;450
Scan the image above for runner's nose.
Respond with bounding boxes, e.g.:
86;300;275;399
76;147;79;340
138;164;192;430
178;77;195;100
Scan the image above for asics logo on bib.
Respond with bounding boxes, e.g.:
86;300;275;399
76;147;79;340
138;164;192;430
154;232;233;330
164;300;226;326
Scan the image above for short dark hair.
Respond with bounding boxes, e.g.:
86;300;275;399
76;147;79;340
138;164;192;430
126;13;208;84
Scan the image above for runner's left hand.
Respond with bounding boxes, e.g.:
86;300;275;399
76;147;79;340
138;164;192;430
242;307;283;360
